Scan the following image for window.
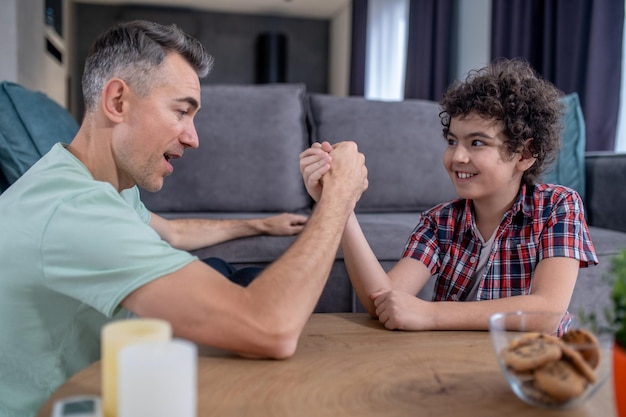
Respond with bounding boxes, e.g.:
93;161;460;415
364;0;409;101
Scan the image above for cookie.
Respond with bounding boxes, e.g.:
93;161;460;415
560;343;597;383
534;360;588;401
562;328;600;369
503;340;562;372
519;380;562;406
508;332;562;350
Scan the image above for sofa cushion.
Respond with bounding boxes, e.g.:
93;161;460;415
570;226;626;328
140;84;311;213
585;152;626;233
0;82;78;192
542;93;586;200
307;94;457;213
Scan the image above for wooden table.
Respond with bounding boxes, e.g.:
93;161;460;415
38;313;616;417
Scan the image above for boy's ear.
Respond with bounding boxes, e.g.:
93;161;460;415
517;138;537;171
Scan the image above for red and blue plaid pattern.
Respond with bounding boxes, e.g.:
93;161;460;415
403;183;598;334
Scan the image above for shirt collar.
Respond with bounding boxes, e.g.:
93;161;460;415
516;183;534;219
459;183;532;235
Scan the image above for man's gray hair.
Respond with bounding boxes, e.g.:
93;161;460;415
81;20;214;112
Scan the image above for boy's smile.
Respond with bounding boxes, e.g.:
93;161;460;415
456;171;477;180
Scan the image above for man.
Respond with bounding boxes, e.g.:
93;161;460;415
0;20;367;417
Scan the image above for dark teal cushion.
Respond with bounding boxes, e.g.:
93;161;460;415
542;93;586;200
0;169;8;192
0;82;79;191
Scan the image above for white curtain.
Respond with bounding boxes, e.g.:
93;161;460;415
364;0;410;101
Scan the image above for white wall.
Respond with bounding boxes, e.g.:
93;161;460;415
329;2;351;96
16;1;46;92
0;0;18;82
0;0;68;108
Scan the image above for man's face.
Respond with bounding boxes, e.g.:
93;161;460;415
113;53;202;192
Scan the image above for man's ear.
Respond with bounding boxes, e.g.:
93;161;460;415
101;78;128;123
517;138;537;172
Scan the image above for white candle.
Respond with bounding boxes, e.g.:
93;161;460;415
101;319;172;417
118;339;197;417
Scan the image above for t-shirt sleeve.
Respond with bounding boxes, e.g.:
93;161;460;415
402;213;441;275
120;186;151;224
41;186;196;317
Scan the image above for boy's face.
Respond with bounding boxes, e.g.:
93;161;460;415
443;114;527;205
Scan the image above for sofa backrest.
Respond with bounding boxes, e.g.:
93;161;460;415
307;94;457;213
140;85;588;215
140;83;312;213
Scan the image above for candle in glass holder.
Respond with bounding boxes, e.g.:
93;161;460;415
101;318;172;417
118;339;197;417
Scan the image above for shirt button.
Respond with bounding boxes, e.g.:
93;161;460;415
470;257;477;263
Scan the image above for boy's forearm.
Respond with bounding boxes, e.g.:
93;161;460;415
427;295;564;332
341;213;392;316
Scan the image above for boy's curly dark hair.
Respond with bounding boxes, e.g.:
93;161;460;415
439;58;564;185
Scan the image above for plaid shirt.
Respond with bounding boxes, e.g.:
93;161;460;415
403;183;598;334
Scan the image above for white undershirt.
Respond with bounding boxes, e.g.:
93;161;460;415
464;226;497;301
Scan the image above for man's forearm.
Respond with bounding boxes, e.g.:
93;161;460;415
166;217;265;250
243;191;358;341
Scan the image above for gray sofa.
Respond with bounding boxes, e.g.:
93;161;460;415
139;83;626;321
1;81;623;322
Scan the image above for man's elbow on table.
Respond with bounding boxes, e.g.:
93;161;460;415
216;305;305;359
230;326;300;360
269;333;299;360
251;315;306;359
250;337;298;360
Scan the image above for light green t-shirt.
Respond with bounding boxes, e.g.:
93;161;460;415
0;143;196;417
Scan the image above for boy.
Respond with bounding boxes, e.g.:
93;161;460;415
299;58;597;334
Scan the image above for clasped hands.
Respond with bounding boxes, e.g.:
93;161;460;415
299;141;368;205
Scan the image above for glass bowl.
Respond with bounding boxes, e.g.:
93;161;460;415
489;311;611;409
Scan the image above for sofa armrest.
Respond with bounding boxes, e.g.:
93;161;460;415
584;152;626;233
